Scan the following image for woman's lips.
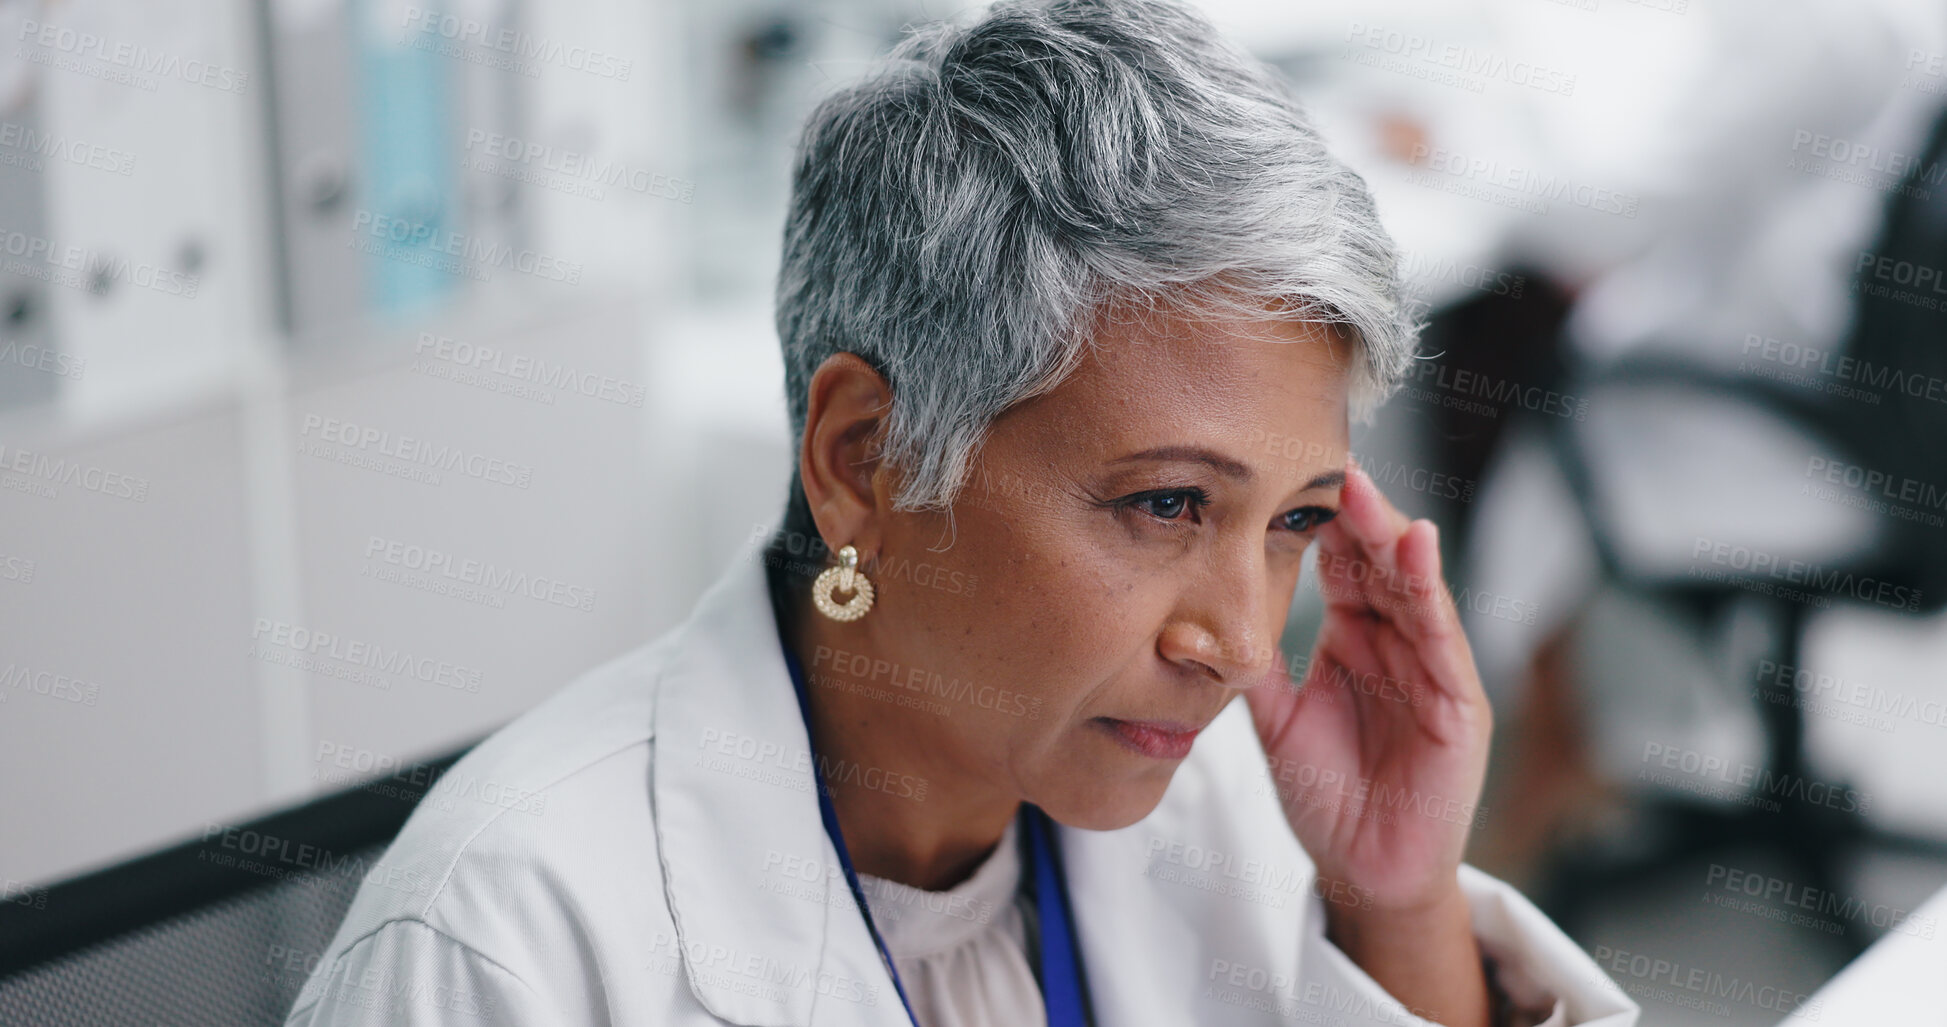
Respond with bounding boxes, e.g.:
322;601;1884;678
1096;718;1201;760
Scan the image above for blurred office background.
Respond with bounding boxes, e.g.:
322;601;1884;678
2;0;1947;1023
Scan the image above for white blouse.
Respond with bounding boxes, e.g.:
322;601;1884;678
857;817;1047;1027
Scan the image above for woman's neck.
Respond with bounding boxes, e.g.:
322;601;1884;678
785;597;1021;892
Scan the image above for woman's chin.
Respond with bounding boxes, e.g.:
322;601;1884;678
1037;769;1178;832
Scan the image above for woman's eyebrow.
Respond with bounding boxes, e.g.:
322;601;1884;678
1110;445;1254;481
1108;447;1345;492
1301;470;1346;493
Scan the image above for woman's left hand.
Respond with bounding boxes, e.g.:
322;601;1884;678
1244;459;1493;915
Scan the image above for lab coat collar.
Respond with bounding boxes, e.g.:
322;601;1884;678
651;550;916;1027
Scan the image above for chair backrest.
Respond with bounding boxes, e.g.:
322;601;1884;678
0;742;475;1026
0;844;379;1026
1823;103;1947;608
1554;102;1947;612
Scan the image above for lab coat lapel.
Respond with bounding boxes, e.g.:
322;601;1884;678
651;553;916;1027
1061;817;1190;1025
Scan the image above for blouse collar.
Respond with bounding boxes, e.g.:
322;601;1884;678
858;816;1024;962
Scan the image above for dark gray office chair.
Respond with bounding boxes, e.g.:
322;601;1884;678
1529;103;1947;952
0;743;475;1026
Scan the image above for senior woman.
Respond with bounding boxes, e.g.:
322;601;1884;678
287;1;1637;1025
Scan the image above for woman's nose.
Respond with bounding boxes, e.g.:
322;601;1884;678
1156;570;1281;686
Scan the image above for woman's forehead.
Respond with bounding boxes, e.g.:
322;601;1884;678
993;312;1352;480
1081;309;1352;406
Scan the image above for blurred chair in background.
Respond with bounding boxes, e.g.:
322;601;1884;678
0;743;476;1027
1466;98;1947;968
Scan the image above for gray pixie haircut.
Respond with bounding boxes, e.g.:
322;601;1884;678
775;0;1416;513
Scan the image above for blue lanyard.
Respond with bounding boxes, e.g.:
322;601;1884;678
781;641;1091;1027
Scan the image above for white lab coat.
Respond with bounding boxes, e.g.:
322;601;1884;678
284;552;1640;1026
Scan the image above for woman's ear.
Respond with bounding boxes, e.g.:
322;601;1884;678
799;353;894;557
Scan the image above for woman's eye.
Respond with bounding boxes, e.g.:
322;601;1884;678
1281;506;1337;533
1143;493;1190;519
1122;487;1207;522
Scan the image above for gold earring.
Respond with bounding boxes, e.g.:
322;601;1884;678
811;544;875;622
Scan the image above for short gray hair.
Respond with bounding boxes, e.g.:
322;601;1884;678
774;0;1416;513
